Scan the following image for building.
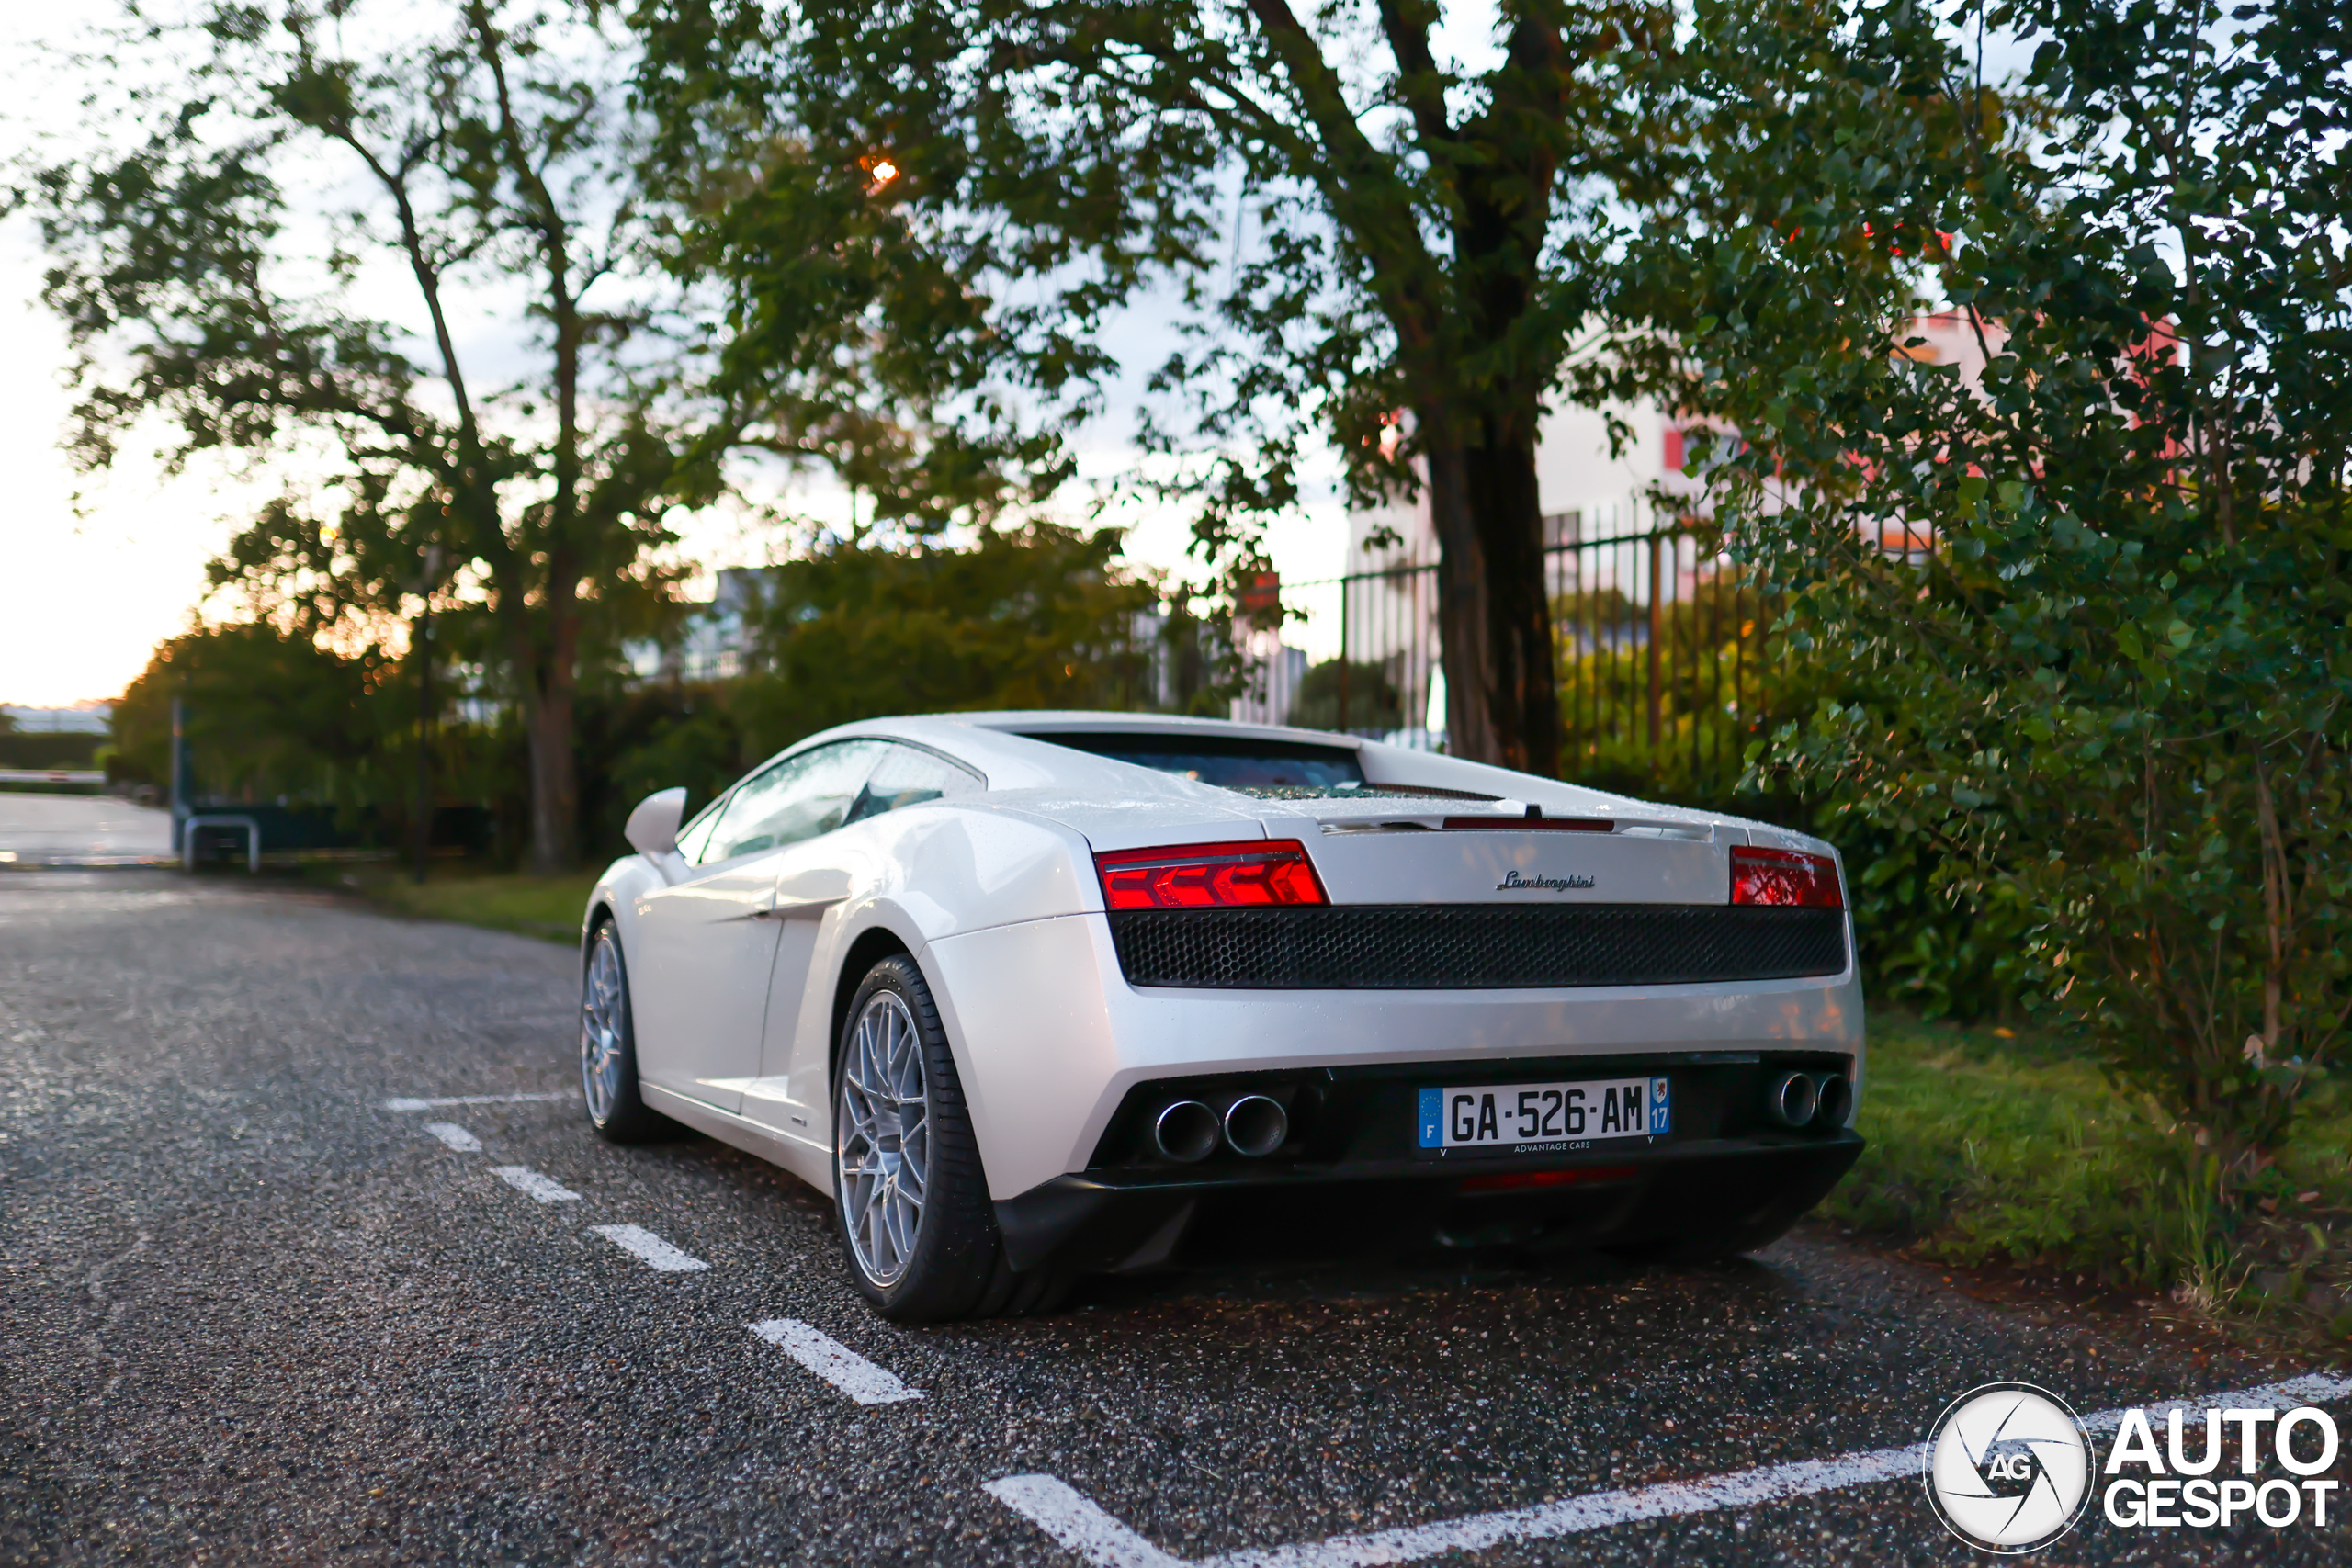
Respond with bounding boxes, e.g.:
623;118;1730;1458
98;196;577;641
3;704;113;734
624;568;769;683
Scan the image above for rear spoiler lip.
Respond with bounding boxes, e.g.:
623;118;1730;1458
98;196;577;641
1315;815;1718;843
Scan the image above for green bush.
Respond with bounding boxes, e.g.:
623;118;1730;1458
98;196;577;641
1615;0;2352;1172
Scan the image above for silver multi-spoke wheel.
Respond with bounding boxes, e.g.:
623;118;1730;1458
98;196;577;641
836;990;931;1287
581;931;628;1123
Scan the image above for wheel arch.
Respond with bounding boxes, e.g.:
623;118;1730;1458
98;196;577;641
829;924;916;1095
582;897;620;971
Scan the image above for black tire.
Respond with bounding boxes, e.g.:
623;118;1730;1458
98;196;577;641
579;921;669;1144
831;954;1059;1321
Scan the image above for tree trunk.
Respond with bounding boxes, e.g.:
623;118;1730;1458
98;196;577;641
519;607;582;874
1422;409;1560;777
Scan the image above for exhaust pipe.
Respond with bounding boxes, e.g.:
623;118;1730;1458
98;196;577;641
1811;1072;1854;1129
1763;1071;1819;1129
1153;1100;1221;1163
1222;1094;1289;1157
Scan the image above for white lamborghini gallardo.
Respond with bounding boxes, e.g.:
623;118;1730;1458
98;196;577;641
579;713;1863;1319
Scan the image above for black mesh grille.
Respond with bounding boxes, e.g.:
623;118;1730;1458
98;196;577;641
1109;904;1848;989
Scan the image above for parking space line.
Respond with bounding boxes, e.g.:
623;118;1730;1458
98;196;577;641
422;1122;483;1152
749;1318;924;1405
492;1166;582;1202
385;1093;568;1111
988;1476;1181;1568
591;1224;709;1272
987;1371;2352;1567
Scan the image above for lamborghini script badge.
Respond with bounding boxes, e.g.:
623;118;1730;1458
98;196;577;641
1496;870;1596;891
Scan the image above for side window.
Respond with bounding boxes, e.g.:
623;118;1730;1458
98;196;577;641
703;740;885;863
846;742;984;825
675;798;727;866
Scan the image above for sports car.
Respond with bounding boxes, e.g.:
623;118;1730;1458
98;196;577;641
578;712;1864;1320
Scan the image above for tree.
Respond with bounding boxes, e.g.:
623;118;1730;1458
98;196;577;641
728;521;1165;746
109;622;399;807
38;0;695;870
634;0;1677;774
1614;0;2352;1169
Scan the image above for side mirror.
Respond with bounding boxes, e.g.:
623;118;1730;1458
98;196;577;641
624;787;688;859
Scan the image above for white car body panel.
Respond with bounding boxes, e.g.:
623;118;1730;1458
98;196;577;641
584;710;1864;1214
627;851;784;1113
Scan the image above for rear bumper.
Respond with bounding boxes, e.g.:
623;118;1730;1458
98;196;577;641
992;1132;1865;1273
923;912;1867;1201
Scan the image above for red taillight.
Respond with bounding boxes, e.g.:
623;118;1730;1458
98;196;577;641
1730;845;1844;908
1459;1166;1639;1194
1095;840;1329;910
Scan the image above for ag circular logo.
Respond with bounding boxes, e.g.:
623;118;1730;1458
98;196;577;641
1923;1382;2096;1553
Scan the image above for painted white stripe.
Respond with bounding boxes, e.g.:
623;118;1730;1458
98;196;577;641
422;1122;482;1152
491;1165;582;1202
2079;1371;2352;1433
987;1371;2352;1568
385;1092;568;1111
591;1224;709;1272
985;1477;1185;1568
749;1318;924;1405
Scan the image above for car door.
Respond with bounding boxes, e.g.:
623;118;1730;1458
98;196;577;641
745;741;985;1140
629;740;885;1113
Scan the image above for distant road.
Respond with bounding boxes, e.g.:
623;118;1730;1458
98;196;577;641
0;793;170;863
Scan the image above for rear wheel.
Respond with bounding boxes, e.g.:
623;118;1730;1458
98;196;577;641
831;954;1062;1320
579;922;668;1144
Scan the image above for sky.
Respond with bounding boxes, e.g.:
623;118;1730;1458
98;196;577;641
0;213;254;710
0;1;1407;711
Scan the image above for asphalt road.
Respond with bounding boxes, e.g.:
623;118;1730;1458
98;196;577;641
0;796;170;863
2;868;2345;1566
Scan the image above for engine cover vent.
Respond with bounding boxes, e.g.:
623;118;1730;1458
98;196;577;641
1107;904;1847;990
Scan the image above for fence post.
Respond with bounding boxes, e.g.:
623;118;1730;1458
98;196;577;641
1646;530;1664;761
1338;575;1351;734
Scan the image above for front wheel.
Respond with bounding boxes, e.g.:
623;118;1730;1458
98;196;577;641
831;955;1062;1320
579;922;668;1144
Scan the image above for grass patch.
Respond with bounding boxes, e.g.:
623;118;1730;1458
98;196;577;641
1834;1014;2352;1337
321;863;599;945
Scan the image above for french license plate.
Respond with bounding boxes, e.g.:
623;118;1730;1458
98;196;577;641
1417;1076;1670;1153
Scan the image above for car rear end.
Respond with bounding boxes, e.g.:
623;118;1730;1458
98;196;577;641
917;721;1863;1275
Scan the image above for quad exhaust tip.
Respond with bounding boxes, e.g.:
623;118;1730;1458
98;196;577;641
1223;1094;1289;1157
1763;1070;1852;1130
1764;1070;1820;1129
1812;1071;1855;1129
1153;1100;1221;1163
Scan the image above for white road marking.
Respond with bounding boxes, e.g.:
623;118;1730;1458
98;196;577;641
422;1122;482;1152
989;1476;1182;1568
749;1318;924;1405
591;1224;709;1272
986;1371;2352;1568
385;1092;569;1111
492;1166;582;1202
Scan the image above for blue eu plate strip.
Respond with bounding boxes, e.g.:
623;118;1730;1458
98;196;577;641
1417;1087;1443;1149
1649;1077;1672;1135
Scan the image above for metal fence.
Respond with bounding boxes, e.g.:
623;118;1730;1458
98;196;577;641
1233;522;1774;791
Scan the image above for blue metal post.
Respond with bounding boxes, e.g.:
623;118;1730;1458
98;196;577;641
169;696;190;853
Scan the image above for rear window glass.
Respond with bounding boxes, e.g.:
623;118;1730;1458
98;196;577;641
1023;732;1367;793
